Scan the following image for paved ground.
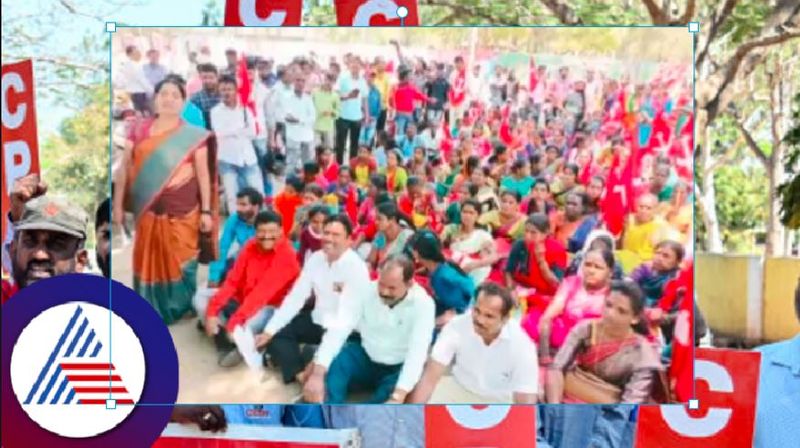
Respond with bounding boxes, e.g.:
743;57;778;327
113;226;301;404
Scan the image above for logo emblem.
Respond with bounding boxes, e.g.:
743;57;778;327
2;274;178;448
10;302;145;438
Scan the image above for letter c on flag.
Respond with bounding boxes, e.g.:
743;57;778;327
239;0;287;26
661;359;733;438
353;0;399;26
446;405;511;430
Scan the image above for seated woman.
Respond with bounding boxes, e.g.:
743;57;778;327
297;205;330;265
381;149;409;195
545;279;662;404
524;248;615;361
440;199;498;287
367;202;415;273
565;229;624;279
522;178;555;216
325;166;358;224
479;190;526;245
551;163;582;208
630;240;684;308
410;230;475;329
470;166;500;215
398;176;440;232
353;174;388;250
505;213;568;319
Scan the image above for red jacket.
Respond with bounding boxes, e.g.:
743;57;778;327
207;238;300;332
391;83;430;114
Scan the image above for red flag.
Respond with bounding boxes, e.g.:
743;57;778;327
659;260;694;402
334;0;419;26
448;68;467;107
236;55;260;135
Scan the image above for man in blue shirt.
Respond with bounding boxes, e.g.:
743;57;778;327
208;187;263;287
192;187;262;328
396;123;426;164
189;63;221;131
754;276;800;447
359;71;382;147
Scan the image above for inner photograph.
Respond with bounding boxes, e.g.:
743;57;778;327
110;26;694;404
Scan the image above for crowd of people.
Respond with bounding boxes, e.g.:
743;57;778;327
111;38;697;405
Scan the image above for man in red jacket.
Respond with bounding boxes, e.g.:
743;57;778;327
198;210;301;368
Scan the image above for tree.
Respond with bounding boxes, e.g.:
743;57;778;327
39;85;109;246
201;0;222;26
778;93;800;230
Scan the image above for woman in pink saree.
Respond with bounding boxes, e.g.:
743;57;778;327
523;247;614;362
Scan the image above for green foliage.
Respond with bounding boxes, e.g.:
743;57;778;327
201;0;222;26
715;165;768;233
717;0;771;46
39;84;110;247
778;93;800;228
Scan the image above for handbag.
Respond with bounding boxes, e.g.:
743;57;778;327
563;322;623;403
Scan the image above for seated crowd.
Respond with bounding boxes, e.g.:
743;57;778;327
117;42;695;404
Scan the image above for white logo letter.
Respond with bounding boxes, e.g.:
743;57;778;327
446;405;511;430
661;359;733;438
2;72;27;130
353;0;399;26
239;0;287;26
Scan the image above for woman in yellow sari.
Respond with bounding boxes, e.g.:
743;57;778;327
113;76;218;325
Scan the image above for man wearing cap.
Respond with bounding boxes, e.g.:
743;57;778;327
2;174;89;302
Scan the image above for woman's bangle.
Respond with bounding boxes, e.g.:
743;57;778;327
201;210;211;215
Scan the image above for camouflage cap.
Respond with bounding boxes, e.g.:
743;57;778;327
15;196;88;240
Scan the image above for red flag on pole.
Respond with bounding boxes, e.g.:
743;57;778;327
236;55;260;135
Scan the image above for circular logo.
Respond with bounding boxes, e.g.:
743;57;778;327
10;302;146;438
1;274;179;448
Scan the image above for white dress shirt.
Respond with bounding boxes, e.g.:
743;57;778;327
283;90;316;143
115;58;154;95
267;81;293;127
316;282;435;392
252;81;270;139
210;102;258;167
431;312;539;402
265;249;370;336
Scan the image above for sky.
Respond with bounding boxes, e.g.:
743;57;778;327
3;0;208;136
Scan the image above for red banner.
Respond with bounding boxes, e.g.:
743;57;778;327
1;60;40;237
635;348;760;448
334;0;419;26
425;405;536;448
224;0;303;26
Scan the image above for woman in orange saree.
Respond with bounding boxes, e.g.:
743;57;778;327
113;77;218;325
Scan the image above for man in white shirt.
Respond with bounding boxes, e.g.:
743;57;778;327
267;66;296;152
335;60;369;165
210;75;264;213
142;49;167;89
116;45;154;115
409;283;539;404
303;254;435;404
256;214;370;385
284;75;317;174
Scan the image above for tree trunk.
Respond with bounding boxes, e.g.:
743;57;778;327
697;115;724;252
